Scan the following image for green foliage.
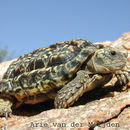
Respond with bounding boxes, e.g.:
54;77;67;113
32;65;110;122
0;46;8;62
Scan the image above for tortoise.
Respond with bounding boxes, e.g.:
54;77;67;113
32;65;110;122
0;39;129;118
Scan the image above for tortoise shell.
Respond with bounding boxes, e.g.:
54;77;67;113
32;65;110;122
2;39;103;103
4;39;103;79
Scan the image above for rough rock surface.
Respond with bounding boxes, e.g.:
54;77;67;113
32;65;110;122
0;32;130;130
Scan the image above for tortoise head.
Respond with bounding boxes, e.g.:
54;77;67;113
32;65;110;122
86;47;128;74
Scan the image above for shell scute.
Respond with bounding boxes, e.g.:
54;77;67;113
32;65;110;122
3;39;98;82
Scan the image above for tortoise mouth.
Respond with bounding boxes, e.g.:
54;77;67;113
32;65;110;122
111;61;126;66
108;61;126;71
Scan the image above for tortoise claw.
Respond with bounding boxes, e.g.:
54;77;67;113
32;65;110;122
5;111;12;119
0;108;12;119
0;98;13;118
116;71;130;86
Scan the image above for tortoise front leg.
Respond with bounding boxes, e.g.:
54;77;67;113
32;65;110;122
115;61;130;85
54;70;112;108
0;97;13;118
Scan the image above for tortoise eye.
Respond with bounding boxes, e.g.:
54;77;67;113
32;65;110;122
110;51;116;56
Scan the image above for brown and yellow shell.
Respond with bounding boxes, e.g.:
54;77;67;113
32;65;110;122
3;39;104;82
1;39;103;102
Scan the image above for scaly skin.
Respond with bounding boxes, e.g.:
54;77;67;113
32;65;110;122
0;39;129;118
55;71;113;108
0;98;13;118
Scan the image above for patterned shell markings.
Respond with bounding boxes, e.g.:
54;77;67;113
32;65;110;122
3;39;98;85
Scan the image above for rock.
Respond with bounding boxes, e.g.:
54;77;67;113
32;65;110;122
0;33;130;130
95;107;130;130
0;91;129;130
